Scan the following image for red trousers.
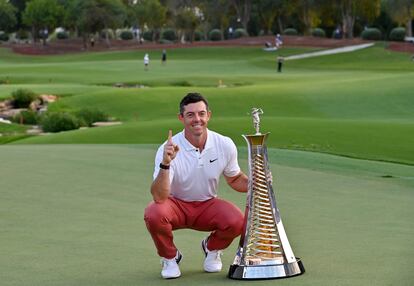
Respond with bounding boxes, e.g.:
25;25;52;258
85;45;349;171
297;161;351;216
144;197;244;259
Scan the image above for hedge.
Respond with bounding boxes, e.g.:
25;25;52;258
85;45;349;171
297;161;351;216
283;28;298;35
209;29;222;41
361;28;382;40
389;27;406;42
312;28;326;38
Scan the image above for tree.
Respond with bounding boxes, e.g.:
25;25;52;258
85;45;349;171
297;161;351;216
255;0;280;35
230;0;252;30
133;0;167;41
10;0;27;31
65;0;126;48
0;0;17;32
335;0;381;38
175;7;200;42
384;0;413;37
22;0;64;44
196;0;231;35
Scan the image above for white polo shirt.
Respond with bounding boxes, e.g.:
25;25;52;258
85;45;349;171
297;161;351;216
153;129;241;202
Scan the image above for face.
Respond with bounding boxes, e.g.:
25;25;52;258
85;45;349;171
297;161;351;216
178;101;211;137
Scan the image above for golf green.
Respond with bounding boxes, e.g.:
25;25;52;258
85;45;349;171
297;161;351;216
1;145;413;285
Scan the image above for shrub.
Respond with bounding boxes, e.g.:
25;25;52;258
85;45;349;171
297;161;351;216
162;28;177;41
16;29;29;40
283;28;298;35
75;108;109;127
100;29;114;39
0;32;9;42
234;28;248;38
389;27;406;41
158;39;173;44
12;110;39;125
143;30;153;41
312;28;326;38
361;28;382;40
194;31;204;41
56;31;68;40
11;89;38;108
171;80;192;87
120;30;133;40
209;29;222;41
40;112;80;133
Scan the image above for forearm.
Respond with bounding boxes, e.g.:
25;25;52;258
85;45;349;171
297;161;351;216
227;172;248;193
150;170;171;203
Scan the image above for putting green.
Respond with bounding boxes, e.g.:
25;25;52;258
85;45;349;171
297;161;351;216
1;145;413;285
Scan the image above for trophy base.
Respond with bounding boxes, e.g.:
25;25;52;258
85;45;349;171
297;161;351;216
228;258;305;280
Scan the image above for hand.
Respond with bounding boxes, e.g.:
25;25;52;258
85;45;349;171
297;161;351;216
162;130;179;165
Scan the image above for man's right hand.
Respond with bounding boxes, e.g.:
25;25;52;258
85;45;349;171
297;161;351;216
162;130;179;165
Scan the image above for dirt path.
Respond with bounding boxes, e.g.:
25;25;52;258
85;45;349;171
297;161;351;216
5;35;414;55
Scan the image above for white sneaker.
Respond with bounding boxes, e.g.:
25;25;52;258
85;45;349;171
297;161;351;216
201;238;223;272
160;250;182;279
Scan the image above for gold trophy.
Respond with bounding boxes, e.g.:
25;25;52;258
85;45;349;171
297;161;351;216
228;108;305;280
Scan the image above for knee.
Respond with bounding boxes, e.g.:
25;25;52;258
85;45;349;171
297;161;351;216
226;216;244;236
144;201;170;229
219;211;244;237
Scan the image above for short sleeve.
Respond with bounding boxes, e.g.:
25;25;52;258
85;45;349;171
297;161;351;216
223;138;241;177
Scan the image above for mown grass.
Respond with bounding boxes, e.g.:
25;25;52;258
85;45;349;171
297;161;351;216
1;145;413;286
0;44;413;165
1;43;414;286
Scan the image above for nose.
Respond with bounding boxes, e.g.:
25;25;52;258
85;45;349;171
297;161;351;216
193;114;201;121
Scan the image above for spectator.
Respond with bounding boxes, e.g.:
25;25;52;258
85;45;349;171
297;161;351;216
275;34;283;48
144;53;150;71
277;56;284;73
228;27;234;39
162;49;167;65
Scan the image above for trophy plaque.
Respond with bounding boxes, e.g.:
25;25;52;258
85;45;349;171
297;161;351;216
228;108;305;280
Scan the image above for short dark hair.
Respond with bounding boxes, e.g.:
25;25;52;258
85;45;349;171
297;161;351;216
179;92;209;114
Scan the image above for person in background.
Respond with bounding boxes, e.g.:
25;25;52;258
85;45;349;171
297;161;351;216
277;56;284;73
162;49;167;65
144;53;149;71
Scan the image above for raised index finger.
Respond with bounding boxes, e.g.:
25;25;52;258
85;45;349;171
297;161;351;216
167;130;173;143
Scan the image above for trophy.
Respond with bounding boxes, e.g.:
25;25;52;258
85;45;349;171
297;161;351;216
228;108;305;280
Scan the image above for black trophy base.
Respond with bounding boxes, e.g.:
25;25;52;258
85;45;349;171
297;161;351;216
228;258;305;280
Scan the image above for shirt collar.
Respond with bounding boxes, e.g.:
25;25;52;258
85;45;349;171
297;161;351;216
180;129;213;152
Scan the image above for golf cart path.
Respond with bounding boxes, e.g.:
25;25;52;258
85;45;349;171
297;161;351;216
284;43;375;60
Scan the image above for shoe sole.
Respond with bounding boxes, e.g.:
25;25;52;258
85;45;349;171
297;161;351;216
161;251;183;279
162;274;181;279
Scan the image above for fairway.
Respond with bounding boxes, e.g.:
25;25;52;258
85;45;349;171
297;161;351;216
1;145;413;286
1;44;413;164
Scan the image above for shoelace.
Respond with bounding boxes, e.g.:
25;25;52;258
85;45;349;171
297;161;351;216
160;258;175;267
209;250;223;261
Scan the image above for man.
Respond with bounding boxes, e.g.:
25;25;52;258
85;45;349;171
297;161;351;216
143;53;149;71
144;93;248;279
277;56;284;73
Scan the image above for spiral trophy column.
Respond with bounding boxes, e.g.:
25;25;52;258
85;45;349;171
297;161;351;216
228;108;305;280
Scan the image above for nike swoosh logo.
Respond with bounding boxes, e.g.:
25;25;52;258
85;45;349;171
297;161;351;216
209;158;218;163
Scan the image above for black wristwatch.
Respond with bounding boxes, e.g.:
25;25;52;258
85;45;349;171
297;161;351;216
159;163;170;170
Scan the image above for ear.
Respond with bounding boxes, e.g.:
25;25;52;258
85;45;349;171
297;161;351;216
207;110;212;120
178;113;184;123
